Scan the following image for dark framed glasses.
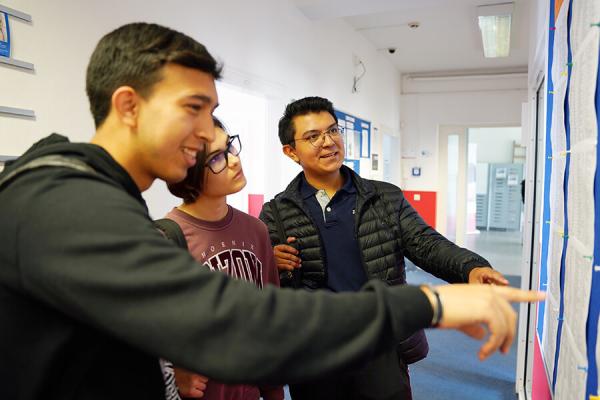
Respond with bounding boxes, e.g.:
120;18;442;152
205;135;242;174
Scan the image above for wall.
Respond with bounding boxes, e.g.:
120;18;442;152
469;126;522;164
519;0;600;398
399;75;528;192
0;0;402;217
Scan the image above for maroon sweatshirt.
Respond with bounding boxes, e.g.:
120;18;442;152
166;206;283;400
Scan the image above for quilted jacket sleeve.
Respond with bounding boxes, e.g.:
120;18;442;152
259;200;296;287
393;186;491;283
259;200;281;246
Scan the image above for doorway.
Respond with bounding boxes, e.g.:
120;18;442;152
439;125;525;277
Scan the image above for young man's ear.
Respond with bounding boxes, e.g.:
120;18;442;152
282;145;300;164
111;86;139;128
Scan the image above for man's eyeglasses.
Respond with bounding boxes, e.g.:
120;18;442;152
290;125;344;148
205;135;242;174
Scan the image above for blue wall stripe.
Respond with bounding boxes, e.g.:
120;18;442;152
538;0;555;340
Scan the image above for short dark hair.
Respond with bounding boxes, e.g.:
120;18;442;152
86;22;222;127
278;96;338;146
167;116;226;204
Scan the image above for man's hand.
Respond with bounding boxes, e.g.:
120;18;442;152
273;237;301;271
421;284;545;360
468;266;509;285
174;367;208;398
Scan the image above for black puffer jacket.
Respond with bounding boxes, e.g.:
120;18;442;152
259;166;491;289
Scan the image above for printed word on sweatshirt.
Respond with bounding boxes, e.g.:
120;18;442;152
205;248;264;288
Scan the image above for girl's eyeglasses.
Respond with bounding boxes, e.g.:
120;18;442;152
205;135;242;174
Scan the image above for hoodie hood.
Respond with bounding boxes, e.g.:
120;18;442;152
2;133;145;205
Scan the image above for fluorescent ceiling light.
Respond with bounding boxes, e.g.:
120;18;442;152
408;71;527;81
477;2;514;58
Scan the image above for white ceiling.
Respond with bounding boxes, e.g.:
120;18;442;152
293;0;529;74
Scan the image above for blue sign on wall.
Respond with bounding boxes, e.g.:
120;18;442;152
0;11;11;58
334;109;371;160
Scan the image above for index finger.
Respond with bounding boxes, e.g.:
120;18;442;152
493;287;546;303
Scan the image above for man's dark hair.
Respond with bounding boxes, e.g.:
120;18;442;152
167;116;226;204
86;22;222;127
278;96;338;146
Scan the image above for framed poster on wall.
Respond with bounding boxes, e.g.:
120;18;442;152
335;109;371;159
0;10;10;58
360;120;370;158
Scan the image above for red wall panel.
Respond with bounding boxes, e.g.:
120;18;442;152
248;194;264;218
402;191;437;229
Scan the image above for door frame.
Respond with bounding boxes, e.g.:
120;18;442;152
437;125;468;245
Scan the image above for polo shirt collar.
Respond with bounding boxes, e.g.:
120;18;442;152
300;168;356;200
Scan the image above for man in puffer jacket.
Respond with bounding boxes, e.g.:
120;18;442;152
260;96;509;400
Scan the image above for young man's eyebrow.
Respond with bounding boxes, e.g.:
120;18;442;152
301;123;337;137
187;94;214;103
184;96;219;113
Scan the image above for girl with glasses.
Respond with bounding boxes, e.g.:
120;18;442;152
163;117;283;400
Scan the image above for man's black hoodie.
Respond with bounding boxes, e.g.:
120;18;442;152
0;135;432;399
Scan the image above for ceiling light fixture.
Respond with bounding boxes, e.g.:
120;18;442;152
407;70;527;81
477;2;514;58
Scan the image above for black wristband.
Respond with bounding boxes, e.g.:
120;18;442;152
425;285;443;327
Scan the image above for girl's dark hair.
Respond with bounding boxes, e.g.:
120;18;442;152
167;116;226;203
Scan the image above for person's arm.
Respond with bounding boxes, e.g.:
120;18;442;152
420;284;542;360
259;202;301;275
18;172;432;384
17;171;542;383
393;187;500;284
